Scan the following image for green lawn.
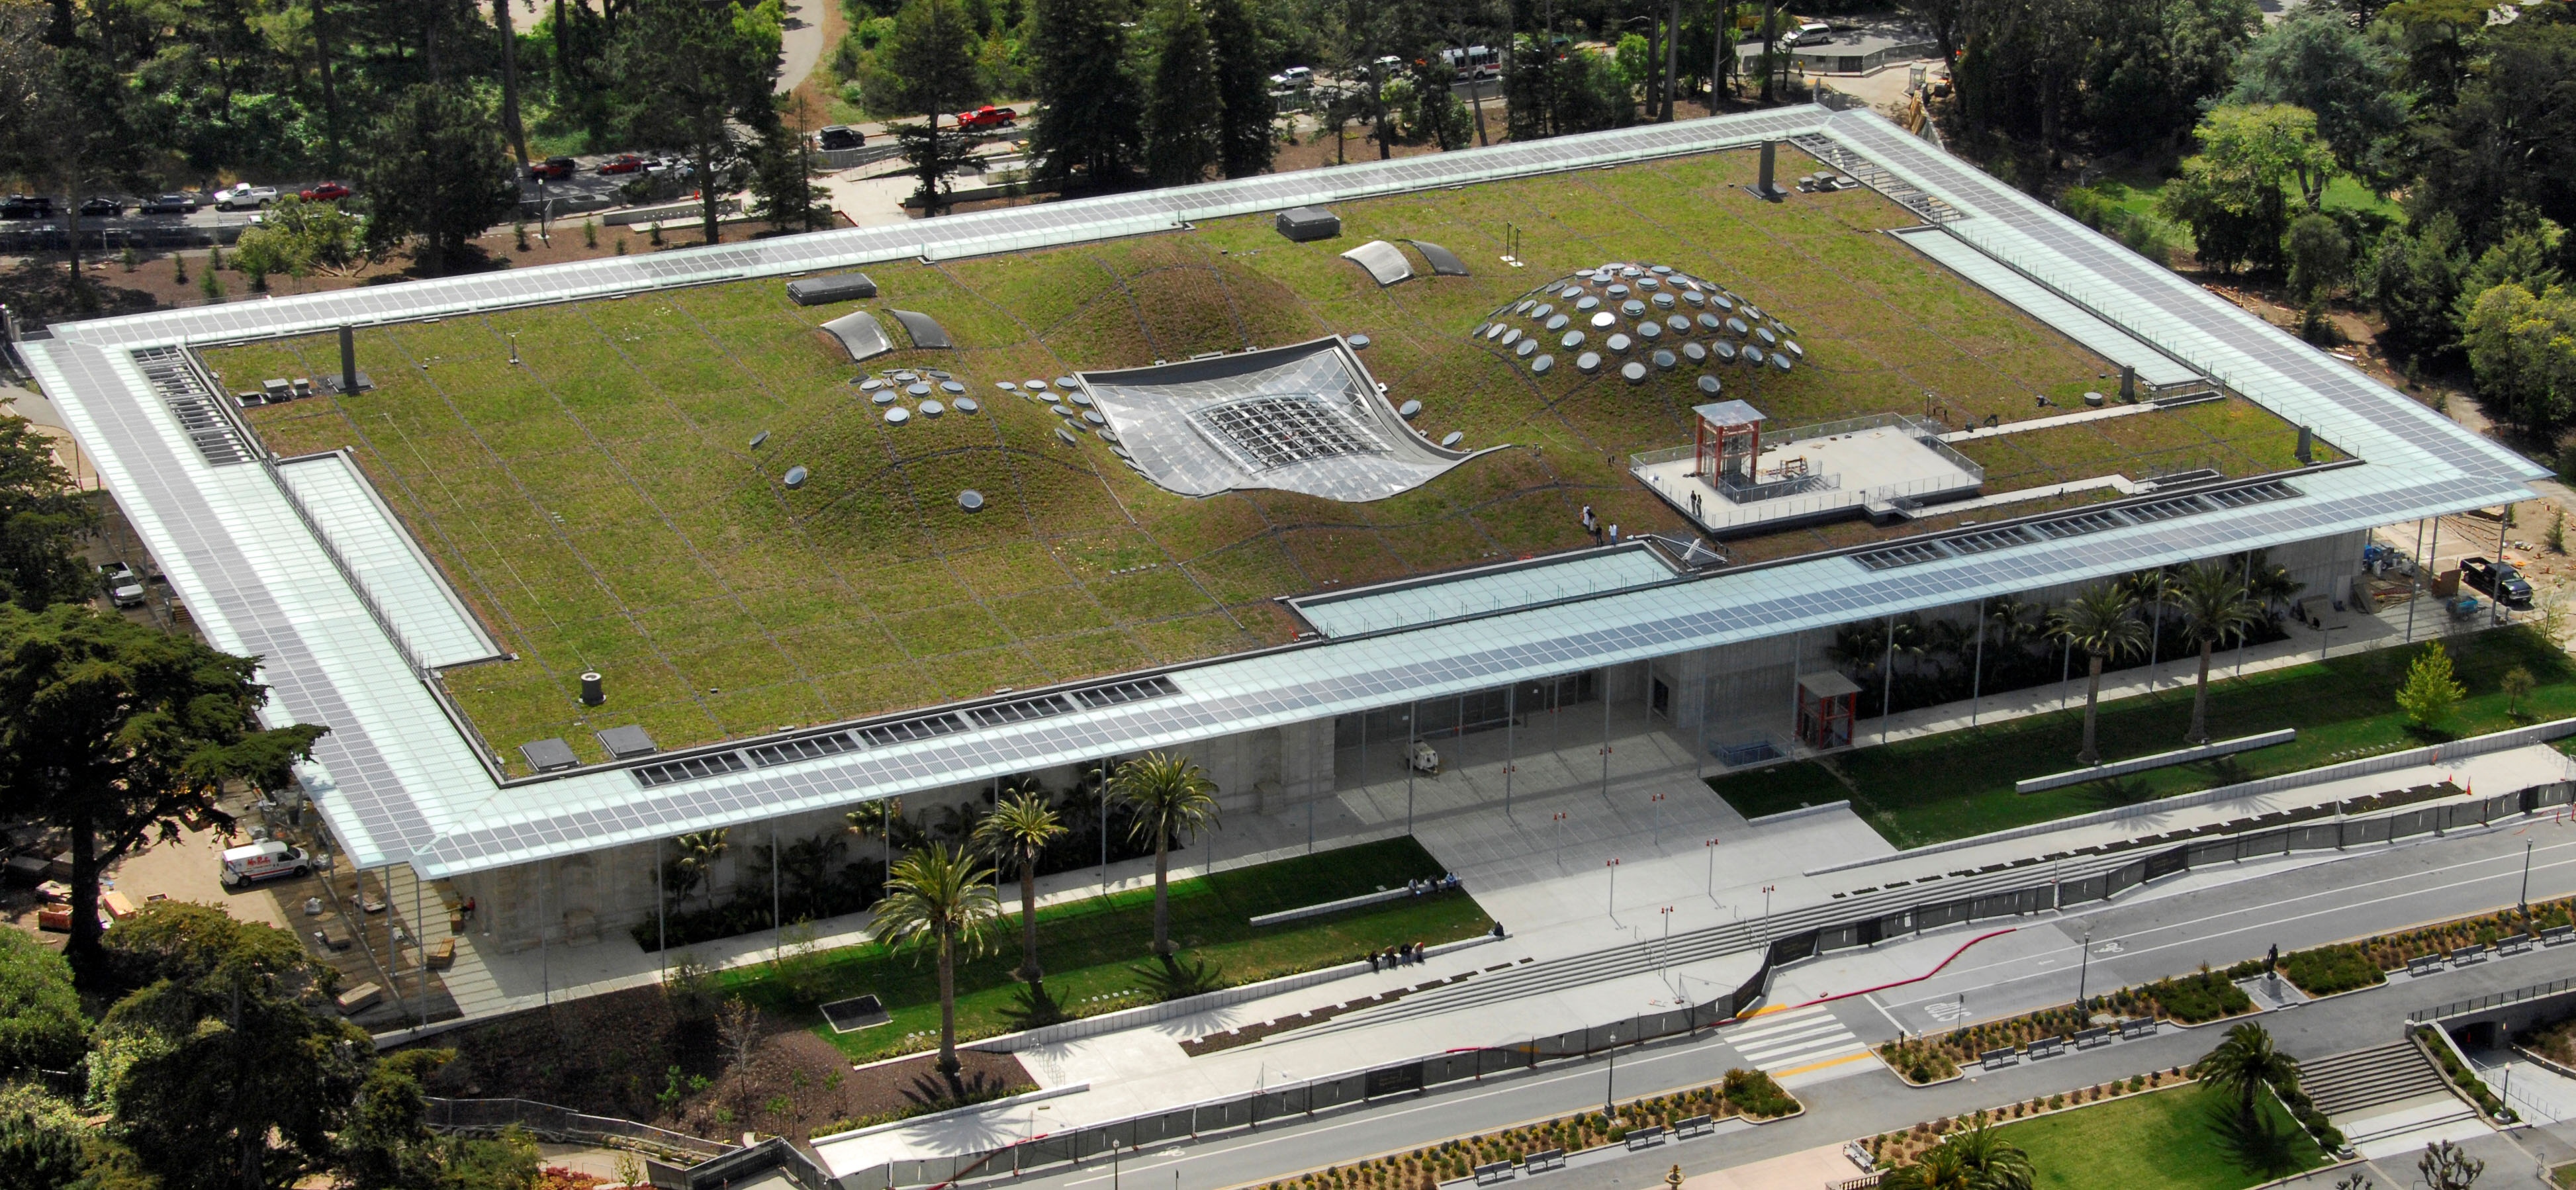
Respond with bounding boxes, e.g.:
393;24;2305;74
716;836;1495;1061
1710;625;2576;848
1996;1083;2328;1190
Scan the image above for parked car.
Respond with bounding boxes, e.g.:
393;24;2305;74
1269;65;1315;89
299;181;352;202
599;154;646;174
528;156;578;180
219;840;312;888
78;196;127;217
0;194;54;219
2461;556;2534;608
140;193;199;214
98;562;145;609
1793;21;1833;44
956;105;1018;130
817;124;866;150
214;183;279;210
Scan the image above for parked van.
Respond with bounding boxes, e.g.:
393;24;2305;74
220;840;312;887
1794;21;1833;44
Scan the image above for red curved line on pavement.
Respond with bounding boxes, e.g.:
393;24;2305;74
1765;926;2019;1016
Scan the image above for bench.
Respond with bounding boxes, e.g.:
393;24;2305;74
2544;924;2575;946
2025;1036;2066;1060
426;938;455;970
2073;1026;2111;1049
1624;1126;1666;1151
2118;1017;2158;1040
1673;1114;1716;1138
1980;1047;2019;1070
2406;954;2444;976
2449;944;2489;966
2498;933;2535;956
1474;1162;1515;1185
1522;1148;1567;1174
312;929;353;952
336;982;383;1014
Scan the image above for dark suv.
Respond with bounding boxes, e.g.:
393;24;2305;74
2461;556;2534;608
817;125;866;150
0;195;54;219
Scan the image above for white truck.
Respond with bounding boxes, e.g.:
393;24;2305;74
214;183;279;210
219;840;312;887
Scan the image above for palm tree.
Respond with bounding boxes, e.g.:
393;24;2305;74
1106;752;1221;956
868;843;1001;1079
973;788;1068;984
2197;1022;2301;1126
672;829;730;912
1878;1142;1975;1190
1945;1114;2036;1190
2052;584;2150;765
846;797;903;872
2166;562;2266;745
1879;1114;2034;1190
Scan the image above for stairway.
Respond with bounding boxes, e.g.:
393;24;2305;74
2301;1040;2456;1118
1786;134;1961;226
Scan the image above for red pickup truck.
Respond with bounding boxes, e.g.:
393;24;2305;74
956;106;1018;130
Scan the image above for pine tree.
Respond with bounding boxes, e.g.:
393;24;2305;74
1029;0;1140;189
1207;0;1273;178
1142;0;1220;186
2396;641;2465;728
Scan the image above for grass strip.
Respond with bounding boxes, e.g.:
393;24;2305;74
1709;625;2575;848
715;836;1494;1062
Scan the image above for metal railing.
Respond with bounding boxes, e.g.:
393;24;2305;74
422;1097;731;1162
2412;977;2576;1025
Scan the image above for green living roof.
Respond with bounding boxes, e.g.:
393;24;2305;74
205;144;2319;771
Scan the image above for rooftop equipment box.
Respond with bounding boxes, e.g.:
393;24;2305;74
786;273;879;305
1275;206;1340;242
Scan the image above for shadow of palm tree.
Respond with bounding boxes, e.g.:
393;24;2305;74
2197;755;2252;787
2082;775;2156;809
2207;1098;2305;1179
1134;953;1224;1002
901;1067;1012;1110
1001;980;1068;1029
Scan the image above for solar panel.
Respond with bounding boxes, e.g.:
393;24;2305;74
1854;539;1952;571
2028;510;2129;540
2122;495;2209;523
857;712;967;747
971;693;1076;727
1075;675;1181;708
1945;526;2037;555
632;751;747;788
745;732;861;767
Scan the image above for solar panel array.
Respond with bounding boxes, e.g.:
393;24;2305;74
1189;393;1392;471
1852;479;2301;572
132;347;254;466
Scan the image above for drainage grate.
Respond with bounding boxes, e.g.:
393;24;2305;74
132;347;255;466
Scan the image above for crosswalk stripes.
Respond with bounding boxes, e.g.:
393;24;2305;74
1724;1005;1876;1083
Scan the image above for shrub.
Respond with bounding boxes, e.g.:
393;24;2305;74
2279;943;2384;995
1722;1068;1796;1119
2144;970;2254;1023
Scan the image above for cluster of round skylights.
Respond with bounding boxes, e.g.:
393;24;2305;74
997;375;1113;449
1471;263;1804;387
853;367;980;425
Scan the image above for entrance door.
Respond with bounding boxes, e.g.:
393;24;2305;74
1650;678;1671;719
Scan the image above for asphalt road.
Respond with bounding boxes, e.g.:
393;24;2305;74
967;819;2576;1190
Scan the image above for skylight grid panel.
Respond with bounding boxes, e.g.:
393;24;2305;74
630;752;748;788
1945;526;2036;556
1854;539;1952;571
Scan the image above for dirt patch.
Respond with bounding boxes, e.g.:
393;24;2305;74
682;1036;1033;1141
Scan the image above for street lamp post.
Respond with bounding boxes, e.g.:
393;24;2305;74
1554;811;1568;865
1704;837;1720;899
2076;931;2092;1009
1761;884;1775;944
1606;857;1621;919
